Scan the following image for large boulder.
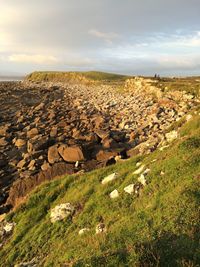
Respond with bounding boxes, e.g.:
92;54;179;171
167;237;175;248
58;145;85;162
15;139;26;148
95;150;118;161
27;128;38;139
102;173;118;185
7;163;74;207
48;145;60;164
50;203;75;223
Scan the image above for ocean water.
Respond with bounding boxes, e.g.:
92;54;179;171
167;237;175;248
0;76;23;82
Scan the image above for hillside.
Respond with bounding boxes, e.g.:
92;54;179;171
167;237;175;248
25;71;128;84
0;108;200;266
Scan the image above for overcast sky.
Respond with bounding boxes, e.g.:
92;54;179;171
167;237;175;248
1;0;200;76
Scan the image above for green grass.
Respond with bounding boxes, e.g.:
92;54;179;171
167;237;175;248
0;113;200;266
154;77;200;97
25;71;128;84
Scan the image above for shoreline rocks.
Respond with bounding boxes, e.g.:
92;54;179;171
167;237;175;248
0;80;197;212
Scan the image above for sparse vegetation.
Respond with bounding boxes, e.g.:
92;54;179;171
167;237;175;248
0;113;200;266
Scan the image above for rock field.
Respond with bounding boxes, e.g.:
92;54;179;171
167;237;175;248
0;78;197;212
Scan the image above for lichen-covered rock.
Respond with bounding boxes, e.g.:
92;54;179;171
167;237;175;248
109;189;119;199
50;203;75;223
79;228;90;235
101;173;117;185
133;165;145;175
165;130;178;143
138;174;147;186
124;184;134;194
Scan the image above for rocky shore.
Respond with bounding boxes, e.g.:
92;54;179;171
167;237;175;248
0;78;197;212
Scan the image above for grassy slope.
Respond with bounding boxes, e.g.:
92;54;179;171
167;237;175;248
0;112;200;266
154;77;200;97
25;71;128;83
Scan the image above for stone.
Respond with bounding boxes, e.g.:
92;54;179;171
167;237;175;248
50;127;57;137
15;139;26;148
138;174;147;186
28;160;36;169
27;128;38;139
0;126;8;137
0;138;8;146
133;165;145;175
109;189;119;199
124;184;134;194
165;130;178;143
41;161;50;171
48;145;60;164
95;130;110;140
17;159;26;169
79;228;90;235
3;222;15;234
186;114;192;122
102;138;117;149
96;223;106;234
136;162;142;167
14;259;38;267
101;173;117;185
50;203;75;223
58;145;85;162
95;150;118;161
34;102;45;111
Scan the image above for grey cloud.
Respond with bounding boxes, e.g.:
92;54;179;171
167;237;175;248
1;0;200;75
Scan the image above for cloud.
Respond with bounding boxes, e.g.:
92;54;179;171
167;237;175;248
8;54;59;64
0;0;200;75
88;29;119;44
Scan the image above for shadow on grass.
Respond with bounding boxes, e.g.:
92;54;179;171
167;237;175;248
136;231;200;267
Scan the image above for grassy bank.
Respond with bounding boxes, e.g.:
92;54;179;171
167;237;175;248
25;71;128;84
0;110;200;266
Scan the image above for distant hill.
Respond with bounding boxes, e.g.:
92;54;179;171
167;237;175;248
25;71;129;83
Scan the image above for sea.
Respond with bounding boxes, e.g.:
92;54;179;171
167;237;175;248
0;76;24;82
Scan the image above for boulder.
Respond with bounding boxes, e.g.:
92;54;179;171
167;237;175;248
133;165;145;175
0;126;8;137
0;138;8;147
95;150;118;161
102;173;117;185
109;189;119;199
165;130;178;143
48;145;60;164
3;222;15;234
102;138;117;149
27;128;38;139
95;130;110;140
15;139;26;148
17;159;26;169
50;203;75;223
79;228;90;235
41;161;50;171
34;102;44;111
124;184;134;194
138;174;147;186
58;145;85;162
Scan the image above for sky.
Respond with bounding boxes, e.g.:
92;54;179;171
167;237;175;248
0;0;200;76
